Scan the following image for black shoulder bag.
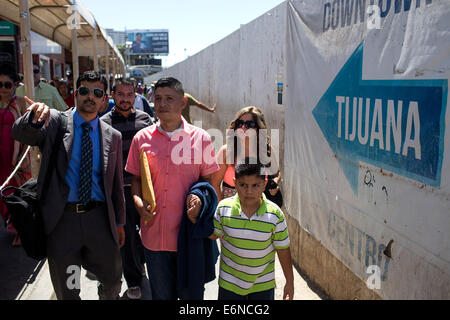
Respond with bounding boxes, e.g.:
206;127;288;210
0;113;67;260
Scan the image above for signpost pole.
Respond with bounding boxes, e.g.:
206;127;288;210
105;42;110;95
93;26;99;71
18;0;40;179
19;0;34;101
71;0;79;107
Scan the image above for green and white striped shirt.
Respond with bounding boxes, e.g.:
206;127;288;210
213;193;290;296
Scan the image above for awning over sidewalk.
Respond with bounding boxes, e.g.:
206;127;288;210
0;0;125;81
0;0;126;180
78;24;125;73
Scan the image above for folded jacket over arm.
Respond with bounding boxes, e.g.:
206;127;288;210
177;181;219;300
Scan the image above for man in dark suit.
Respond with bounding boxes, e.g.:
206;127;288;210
101;79;152;300
12;71;125;300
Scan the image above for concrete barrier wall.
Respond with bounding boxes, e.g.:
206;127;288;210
284;0;449;300
146;4;287;160
146;0;450;300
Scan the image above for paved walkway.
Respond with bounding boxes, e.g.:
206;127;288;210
2;220;327;300
15;253;326;300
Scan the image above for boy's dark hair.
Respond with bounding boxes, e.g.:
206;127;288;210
112;78;135;92
154;77;184;96
235;158;265;180
76;70;107;92
0;63;18;82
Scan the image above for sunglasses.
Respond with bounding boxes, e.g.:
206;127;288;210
235;119;258;129
33;69;40;74
0;81;13;89
78;86;105;98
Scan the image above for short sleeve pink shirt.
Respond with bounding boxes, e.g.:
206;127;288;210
125;118;219;252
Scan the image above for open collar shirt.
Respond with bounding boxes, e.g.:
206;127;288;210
16;81;68;111
125;117;219;252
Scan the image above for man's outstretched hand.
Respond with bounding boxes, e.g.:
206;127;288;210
24;96;51;127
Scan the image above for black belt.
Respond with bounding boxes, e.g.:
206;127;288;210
65;201;105;214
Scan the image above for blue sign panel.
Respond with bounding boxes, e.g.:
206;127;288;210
127;30;169;55
313;42;447;193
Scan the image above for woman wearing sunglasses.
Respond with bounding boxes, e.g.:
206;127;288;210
0;63;32;247
211;106;283;207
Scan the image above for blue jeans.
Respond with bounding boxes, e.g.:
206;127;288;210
144;249;198;300
218;286;275;300
144;249;178;300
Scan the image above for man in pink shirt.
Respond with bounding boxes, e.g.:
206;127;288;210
125;77;219;299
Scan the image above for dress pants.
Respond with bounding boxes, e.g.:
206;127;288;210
121;186;145;288
47;205;122;300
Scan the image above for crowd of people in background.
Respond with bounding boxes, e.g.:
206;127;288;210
0;63;32;247
0;62;157;248
0;62;293;301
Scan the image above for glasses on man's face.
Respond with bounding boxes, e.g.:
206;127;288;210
235;119;258;129
78;86;105;99
0;81;13;89
33;69;40;74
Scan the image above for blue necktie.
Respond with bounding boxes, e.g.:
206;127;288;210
78;122;93;205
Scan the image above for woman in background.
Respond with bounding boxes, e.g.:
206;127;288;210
0;63;32;246
56;80;75;109
211;106;283;207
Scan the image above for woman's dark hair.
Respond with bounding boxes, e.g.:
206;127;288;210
76;70;107;92
0;63;18;83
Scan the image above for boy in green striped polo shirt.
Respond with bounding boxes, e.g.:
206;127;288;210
210;160;294;300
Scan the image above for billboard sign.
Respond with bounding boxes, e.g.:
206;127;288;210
127;29;169;55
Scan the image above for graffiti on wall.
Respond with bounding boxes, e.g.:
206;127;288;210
327;209;392;282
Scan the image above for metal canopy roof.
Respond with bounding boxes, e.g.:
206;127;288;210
0;0;124;71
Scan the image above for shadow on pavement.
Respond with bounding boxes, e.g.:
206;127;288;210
294;264;330;300
0;222;44;300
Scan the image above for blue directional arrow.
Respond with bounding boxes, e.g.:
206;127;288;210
313;42;447;193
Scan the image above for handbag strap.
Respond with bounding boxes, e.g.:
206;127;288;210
40;112;68;199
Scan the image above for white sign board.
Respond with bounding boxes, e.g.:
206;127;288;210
284;0;450;299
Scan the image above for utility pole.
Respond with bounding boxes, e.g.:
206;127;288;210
19;0;40;178
19;0;34;101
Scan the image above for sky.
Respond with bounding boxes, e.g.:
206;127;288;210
80;0;285;68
